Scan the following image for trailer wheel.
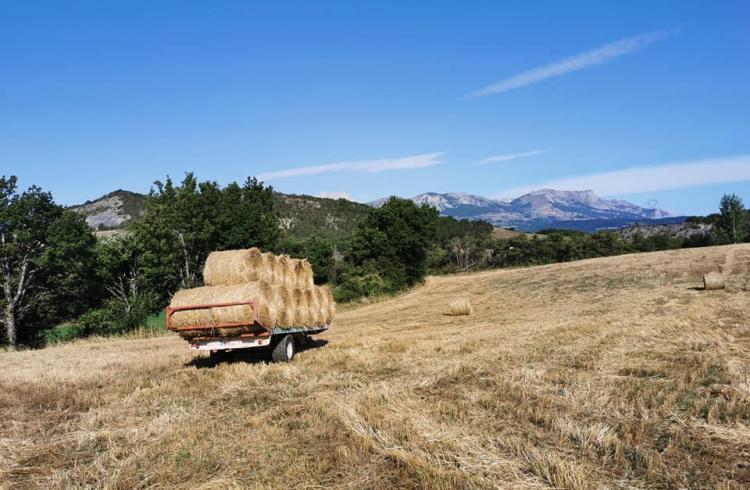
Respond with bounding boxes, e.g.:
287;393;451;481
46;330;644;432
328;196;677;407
272;334;295;363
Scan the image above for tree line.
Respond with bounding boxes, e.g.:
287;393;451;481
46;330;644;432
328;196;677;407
1;172;748;349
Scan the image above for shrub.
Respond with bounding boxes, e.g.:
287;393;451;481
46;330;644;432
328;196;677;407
333;270;389;302
76;307;126;337
40;323;88;345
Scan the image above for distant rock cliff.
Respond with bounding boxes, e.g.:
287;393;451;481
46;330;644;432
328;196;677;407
70;190;146;230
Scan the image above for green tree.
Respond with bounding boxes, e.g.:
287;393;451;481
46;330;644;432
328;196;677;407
714;193;747;244
339;198;438;300
93;234;160;331
277;234;335;284
132;173;278;304
429;217;493;272
32;211;98;325
132;174;222;300
217;177;279;250
0;176;96;347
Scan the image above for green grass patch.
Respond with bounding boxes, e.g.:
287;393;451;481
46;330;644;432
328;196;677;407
41;323;88;345
145;310;167;332
42;309;168;347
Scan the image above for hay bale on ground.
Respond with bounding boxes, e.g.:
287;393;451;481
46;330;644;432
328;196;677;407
447;298;474;316
703;271;725;290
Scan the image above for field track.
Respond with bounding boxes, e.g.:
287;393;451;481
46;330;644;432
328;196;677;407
1;244;749;488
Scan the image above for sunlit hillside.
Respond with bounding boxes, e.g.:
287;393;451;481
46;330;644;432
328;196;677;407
1;244;748;488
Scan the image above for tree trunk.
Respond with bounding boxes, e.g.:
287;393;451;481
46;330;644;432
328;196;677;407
173;230;195;288
3;301;16;348
2;254;31;349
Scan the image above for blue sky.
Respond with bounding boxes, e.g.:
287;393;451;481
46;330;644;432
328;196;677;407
2;1;748;215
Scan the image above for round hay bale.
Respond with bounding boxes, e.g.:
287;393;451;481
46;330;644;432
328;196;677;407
169;282;276;334
703;271;725;290
294;259;315;289
324;286;336;324
203;248;275;285
313;287;328;326
292;288;311;327
447;298;474;316
273;285;295;328
261;252;280;284
301;288;317;327
203;248;308;288
276;255;293;286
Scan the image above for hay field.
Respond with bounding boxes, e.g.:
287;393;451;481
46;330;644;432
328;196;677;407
1;244;749;488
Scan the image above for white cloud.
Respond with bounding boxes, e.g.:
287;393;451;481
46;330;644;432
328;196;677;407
496;155;750;198
256;152;444;180
468;30;669;98
479;150;546;165
318;191;356;201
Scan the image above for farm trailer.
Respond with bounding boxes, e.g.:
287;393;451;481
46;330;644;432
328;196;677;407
166;300;328;362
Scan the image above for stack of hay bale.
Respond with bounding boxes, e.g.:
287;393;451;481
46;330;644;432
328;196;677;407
169;248;335;339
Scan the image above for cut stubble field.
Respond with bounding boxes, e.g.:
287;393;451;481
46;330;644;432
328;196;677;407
1;244;749;488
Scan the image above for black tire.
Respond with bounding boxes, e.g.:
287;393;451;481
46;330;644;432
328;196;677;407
272;335;295;363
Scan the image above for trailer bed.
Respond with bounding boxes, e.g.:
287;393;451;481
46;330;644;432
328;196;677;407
187;325;328;351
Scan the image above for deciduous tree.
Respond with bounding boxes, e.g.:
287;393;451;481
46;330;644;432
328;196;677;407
0;176;96;347
715;193;747;244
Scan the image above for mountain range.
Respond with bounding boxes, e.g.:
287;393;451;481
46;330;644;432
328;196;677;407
371;189;679;232
71;188;682;236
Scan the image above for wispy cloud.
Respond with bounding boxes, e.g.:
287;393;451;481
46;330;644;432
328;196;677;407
479;150;546;165
497;155;750;198
467;30;670;98
256;152;444;181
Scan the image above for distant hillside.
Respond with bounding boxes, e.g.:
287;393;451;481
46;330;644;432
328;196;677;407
540;216;688;233
615;220;713;241
70;190;147;230
71;189;370;243
274;193;370;242
372;189;678;231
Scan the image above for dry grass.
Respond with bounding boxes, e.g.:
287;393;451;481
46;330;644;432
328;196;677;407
2;244;749;488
